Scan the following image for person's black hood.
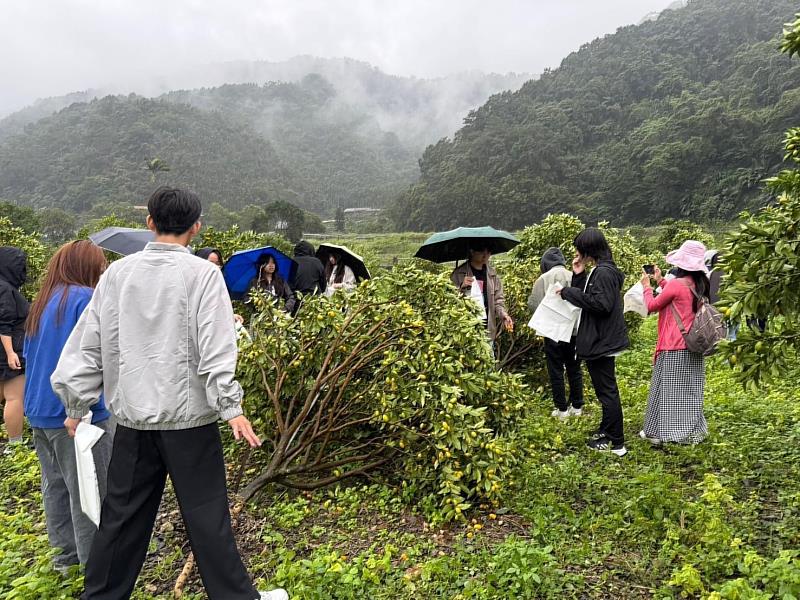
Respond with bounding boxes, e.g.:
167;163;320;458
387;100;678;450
0;247;27;288
540;247;566;274
595;259;626;287
294;240;315;258
194;247;224;267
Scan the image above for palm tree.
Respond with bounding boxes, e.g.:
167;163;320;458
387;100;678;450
144;157;170;182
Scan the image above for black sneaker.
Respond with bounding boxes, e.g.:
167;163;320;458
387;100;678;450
586;436;627;457
588;429;607;441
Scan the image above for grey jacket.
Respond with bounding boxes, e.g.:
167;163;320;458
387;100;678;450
527;266;573;314
51;242;244;430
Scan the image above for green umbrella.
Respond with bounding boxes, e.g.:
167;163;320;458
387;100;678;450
414;226;520;263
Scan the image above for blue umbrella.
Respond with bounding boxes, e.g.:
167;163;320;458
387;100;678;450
223;246;298;300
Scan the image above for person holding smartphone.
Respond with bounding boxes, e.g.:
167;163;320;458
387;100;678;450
639;240;710;445
557;228;629;456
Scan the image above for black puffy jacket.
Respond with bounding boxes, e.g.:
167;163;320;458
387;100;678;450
560;260;629;361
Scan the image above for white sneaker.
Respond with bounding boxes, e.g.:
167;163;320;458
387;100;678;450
551;409;570;420
568;407;583;417
259;589;289;600
639;430;662;446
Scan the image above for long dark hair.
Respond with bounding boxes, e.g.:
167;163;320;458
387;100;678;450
194;247;224;267
256;255;287;296
574;228;612;262
324;252;347;284
673;268;711;312
26;240;107;336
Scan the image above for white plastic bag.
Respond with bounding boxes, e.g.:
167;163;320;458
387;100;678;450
528;284;581;343
468;279;487;320
74;420;106;526
623;282;648;317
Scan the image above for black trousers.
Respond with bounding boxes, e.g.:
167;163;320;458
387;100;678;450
543;338;583;411
82;424;257;600
585;356;625;445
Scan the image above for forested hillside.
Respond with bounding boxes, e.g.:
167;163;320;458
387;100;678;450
0;57;530;148
392;0;800;230
0;59;528;218
0;96;300;213
0;81;415;215
162;75;419;212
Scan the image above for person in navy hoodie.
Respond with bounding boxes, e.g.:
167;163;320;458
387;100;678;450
23;240;114;570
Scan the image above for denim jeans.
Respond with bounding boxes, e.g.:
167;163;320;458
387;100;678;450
33;419;115;567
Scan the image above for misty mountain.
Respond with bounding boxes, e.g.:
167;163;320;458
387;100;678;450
0;96;301;213
0;56;531;149
0;57;529;216
141;56;532;149
392;0;800;231
638;0;688;25
160;74;419;212
0;76;423;214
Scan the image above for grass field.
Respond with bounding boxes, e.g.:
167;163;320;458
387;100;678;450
3;316;799;599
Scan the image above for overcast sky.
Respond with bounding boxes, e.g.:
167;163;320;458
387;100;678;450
1;0;671;115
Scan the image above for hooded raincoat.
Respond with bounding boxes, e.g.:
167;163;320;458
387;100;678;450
0;247;29;379
291;241;327;296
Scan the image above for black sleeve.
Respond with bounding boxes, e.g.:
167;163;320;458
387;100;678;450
570;271;587;289
283;282;297;314
318;265;327;294
560;269;618;316
0;288;16;336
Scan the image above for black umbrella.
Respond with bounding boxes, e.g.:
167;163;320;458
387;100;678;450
89;227;154;256
315;243;371;281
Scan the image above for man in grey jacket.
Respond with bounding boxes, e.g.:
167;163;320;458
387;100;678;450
52;187;287;600
527;247;584;420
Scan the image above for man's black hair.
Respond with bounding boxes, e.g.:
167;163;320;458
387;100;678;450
574;228;612;261
147;186;202;235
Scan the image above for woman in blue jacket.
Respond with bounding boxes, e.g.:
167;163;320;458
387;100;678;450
23;240;113;570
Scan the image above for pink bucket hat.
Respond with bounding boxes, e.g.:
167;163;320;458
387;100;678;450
665;240;709;274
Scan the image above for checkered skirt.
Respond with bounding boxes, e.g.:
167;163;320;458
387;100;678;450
642;350;707;444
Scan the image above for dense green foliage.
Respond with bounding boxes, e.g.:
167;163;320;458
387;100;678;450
392;0;800;230
496;214;650;370
0;96;297;214
0;65;526;221
238;268;527;519
163;76;418;212
718;12;800;390
5;319;800;598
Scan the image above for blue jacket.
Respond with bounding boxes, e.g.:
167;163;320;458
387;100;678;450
23;286;110;428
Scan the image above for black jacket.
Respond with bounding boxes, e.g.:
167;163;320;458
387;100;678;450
247;275;297;314
560;260;629;361
0;247;29;362
291;241;327;295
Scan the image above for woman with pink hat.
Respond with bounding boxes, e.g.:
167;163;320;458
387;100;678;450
639;240;710;445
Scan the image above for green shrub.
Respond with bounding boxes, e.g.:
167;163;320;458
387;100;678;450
236;266;527;521
197;225;292;259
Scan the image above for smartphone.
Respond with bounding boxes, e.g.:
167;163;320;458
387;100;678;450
643;264;655;275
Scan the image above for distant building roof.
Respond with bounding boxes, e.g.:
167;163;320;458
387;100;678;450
343;207;381;214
